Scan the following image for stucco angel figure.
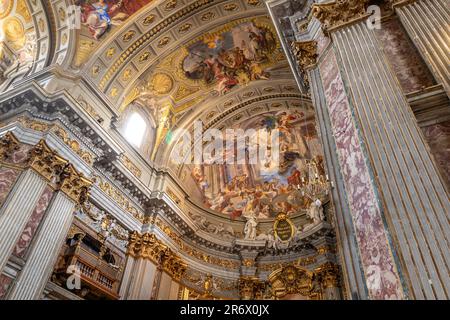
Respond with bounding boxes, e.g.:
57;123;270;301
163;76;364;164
243;213;258;240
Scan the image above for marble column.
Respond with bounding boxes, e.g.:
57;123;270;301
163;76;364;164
9;191;76;299
393;0;450;96
0;169;47;273
168;279;180;300
303;0;450;299
119;232;159;300
119;255;157;300
150;263;164;300
156;272;172;300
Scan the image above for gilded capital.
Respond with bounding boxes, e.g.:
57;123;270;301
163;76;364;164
59;164;92;205
127;231;187;280
315;262;340;288
291;40;318;88
28;139;68;182
291;40;318;71
0;132;20;162
312;0;370;33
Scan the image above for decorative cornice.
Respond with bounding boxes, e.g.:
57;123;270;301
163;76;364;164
312;0;370;33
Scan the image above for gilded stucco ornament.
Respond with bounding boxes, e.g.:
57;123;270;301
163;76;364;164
312;0;370;33
291;40;317;88
268;265;322;299
28;139;68;182
238;276;266;300
58;163;92;206
315;262;340;289
0;132;20;161
127;231;187;280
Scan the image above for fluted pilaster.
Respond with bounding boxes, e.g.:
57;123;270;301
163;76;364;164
9;192;76;299
393;0;450;96
331;21;450;299
303;0;450;300
120;231;186;300
0;170;47;272
120;256;157;300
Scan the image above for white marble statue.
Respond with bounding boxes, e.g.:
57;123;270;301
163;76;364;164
309;199;325;224
243;214;258;240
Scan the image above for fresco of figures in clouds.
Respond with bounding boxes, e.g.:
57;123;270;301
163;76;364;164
182;21;277;94
183;110;326;219
76;0;153;40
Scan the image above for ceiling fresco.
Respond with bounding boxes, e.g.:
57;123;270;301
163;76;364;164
181;20;276;94
76;0;154;40
0;0;37;75
115;16;288;162
63;0;326;223
176;108;326;220
72;0;154;67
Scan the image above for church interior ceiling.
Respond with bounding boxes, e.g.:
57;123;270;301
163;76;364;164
0;0;341;300
64;0;329;226
0;0;449;302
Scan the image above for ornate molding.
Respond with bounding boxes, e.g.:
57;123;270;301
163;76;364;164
315;262;340;288
238;276;266;300
154;217;241;269
28;139;68;182
312;0;370;33
59;164;92;206
126;231;187;281
0;132;20;162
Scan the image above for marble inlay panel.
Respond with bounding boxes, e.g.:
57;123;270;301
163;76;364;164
318;50;404;299
0;168;20;208
0;274;13;299
12;186;54;259
421;120;450;189
375;18;435;93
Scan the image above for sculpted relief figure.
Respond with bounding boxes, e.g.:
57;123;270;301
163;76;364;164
190;212;235;240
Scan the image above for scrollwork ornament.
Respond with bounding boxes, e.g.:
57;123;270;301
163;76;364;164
312;0;370;33
58;164;92;206
291;40;317;88
0;132;20;161
126;231;186;280
28;139;68;182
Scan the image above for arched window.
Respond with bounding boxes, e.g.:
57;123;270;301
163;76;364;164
123;112;147;148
